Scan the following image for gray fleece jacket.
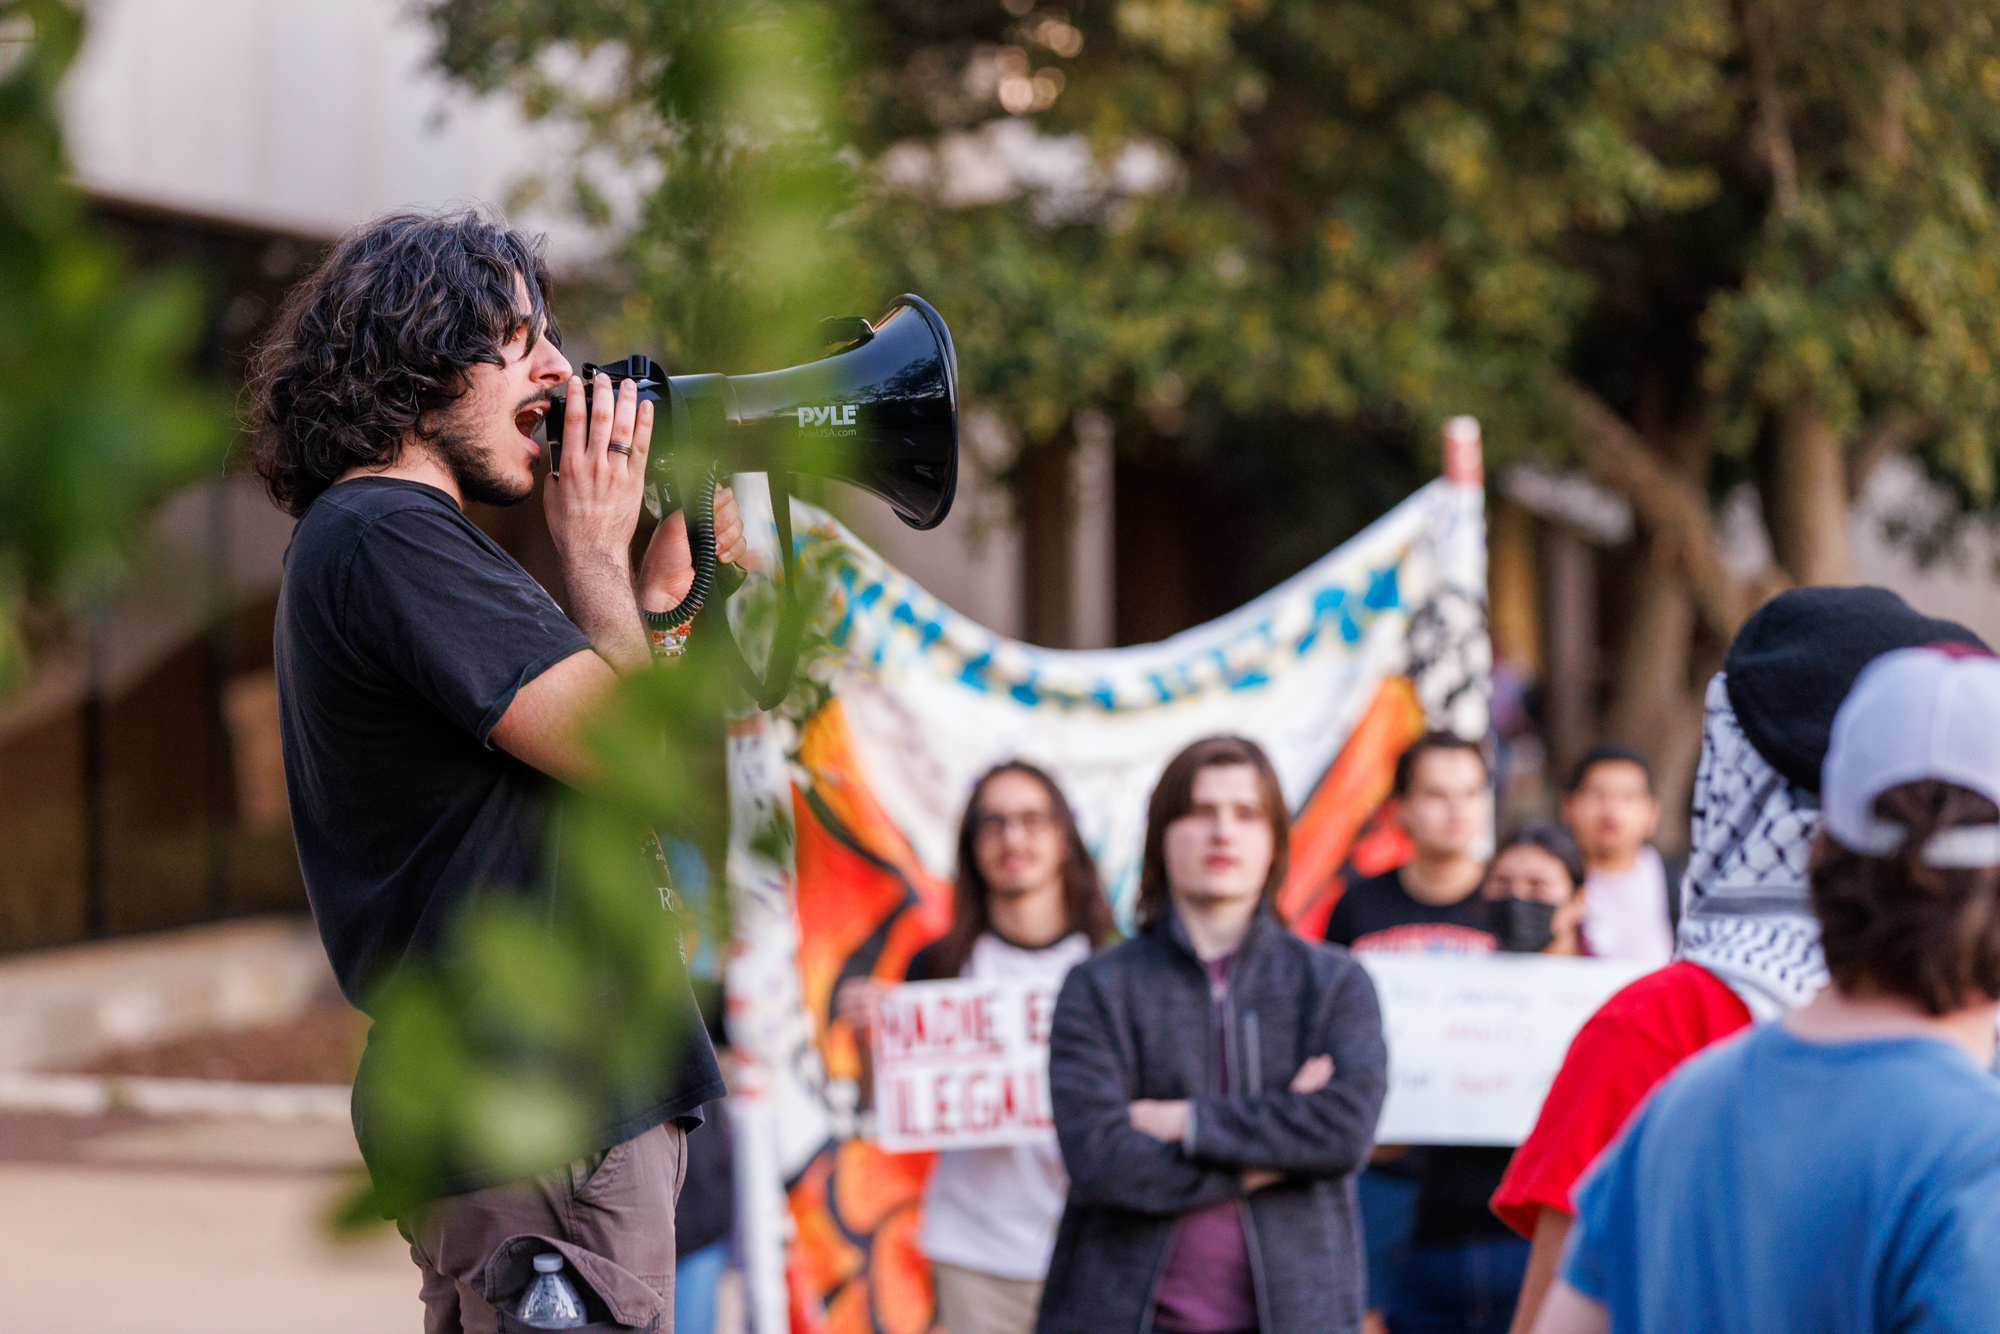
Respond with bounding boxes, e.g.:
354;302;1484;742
1036;906;1387;1334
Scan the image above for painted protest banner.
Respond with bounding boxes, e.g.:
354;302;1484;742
870;978;1059;1153
723;431;1488;1334
1363;953;1651;1146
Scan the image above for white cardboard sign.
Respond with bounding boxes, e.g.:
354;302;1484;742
872;956;1647;1153
872;977;1060;1153
1362;953;1650;1146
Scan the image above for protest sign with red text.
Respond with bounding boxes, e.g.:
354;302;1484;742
871;977;1059;1153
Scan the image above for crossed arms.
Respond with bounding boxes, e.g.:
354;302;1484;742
1049;961;1387;1216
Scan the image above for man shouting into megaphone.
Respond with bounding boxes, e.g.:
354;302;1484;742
253;209;745;1332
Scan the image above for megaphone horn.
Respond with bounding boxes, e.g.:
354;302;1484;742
545;294;961;708
548;294;959;529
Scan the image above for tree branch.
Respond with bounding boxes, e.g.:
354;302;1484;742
1845;410;1923;501
1560;380;1782;638
1743;0;1799;219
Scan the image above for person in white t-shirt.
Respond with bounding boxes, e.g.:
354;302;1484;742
1560;745;1677;966
839;762;1114;1334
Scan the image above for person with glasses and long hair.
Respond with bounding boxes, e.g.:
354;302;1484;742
1038;735;1388;1334
839;762;1114;1334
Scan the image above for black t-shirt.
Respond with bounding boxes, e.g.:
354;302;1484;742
1323;868;1499;956
1409;1146;1516;1246
1325;867;1512;1244
275;478;723;1191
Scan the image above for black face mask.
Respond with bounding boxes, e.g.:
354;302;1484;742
1491;897;1559;954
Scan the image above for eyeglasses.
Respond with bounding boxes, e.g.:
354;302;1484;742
974;809;1058;840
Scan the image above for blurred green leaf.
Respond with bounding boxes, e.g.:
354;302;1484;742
0;0;229;691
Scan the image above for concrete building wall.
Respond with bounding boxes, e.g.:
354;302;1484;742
63;0;580;253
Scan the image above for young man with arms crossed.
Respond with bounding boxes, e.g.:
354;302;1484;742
257;211;747;1332
1537;645;2000;1333
838;762;1115;1334
1039;736;1388;1334
1559;746;1674;966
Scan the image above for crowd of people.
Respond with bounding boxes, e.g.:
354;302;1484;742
256;213;2000;1333
837;585;2000;1334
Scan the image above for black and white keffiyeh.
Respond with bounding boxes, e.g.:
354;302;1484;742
1674;673;1831;1021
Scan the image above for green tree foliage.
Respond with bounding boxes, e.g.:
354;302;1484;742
430;0;870;373
870;2;2000;580
430;0;2000;615
0;0;226;690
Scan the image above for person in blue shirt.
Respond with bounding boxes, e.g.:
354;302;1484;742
1533;644;2000;1334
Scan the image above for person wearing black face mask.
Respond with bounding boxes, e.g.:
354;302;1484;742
1384;826;1586;1334
1484;826;1589;957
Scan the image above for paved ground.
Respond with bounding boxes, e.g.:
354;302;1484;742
0;1110;416;1333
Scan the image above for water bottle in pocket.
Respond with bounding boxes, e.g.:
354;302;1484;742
516;1253;587;1329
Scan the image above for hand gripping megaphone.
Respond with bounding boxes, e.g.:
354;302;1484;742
546;295;958;709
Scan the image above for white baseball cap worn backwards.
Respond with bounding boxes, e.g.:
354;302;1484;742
1822;645;2000;868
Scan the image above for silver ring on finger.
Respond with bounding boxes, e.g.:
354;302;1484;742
608;442;633;456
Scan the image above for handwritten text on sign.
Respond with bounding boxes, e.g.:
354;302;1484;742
872;978;1058;1153
1362;954;1650;1146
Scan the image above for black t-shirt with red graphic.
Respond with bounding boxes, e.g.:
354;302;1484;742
1323;868;1499;956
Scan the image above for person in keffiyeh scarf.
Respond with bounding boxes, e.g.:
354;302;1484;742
1672;675;1829;1021
1491;586;1984;1334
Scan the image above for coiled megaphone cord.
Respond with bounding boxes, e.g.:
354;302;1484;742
640;460;803;713
640;463;723;632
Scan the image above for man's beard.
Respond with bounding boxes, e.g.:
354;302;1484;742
432;415;533;508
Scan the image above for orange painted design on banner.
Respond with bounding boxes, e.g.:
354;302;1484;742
833;1136;935;1238
1278;676;1427;937
785;699;950;1334
793;703;954;1021
869;1204;937;1334
823;1278;873;1334
788;1151;863;1300
1350;802;1415;879
797;701;952;918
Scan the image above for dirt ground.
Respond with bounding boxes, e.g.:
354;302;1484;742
73;1005;367;1084
0;1109;412;1333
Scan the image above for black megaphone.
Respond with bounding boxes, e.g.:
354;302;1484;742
546;294;959;708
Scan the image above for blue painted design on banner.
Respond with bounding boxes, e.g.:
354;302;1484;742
795;504;1432;714
1365;565;1400;611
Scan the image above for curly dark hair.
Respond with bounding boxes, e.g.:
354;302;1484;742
1812;780;2000;1015
250;210;559;517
